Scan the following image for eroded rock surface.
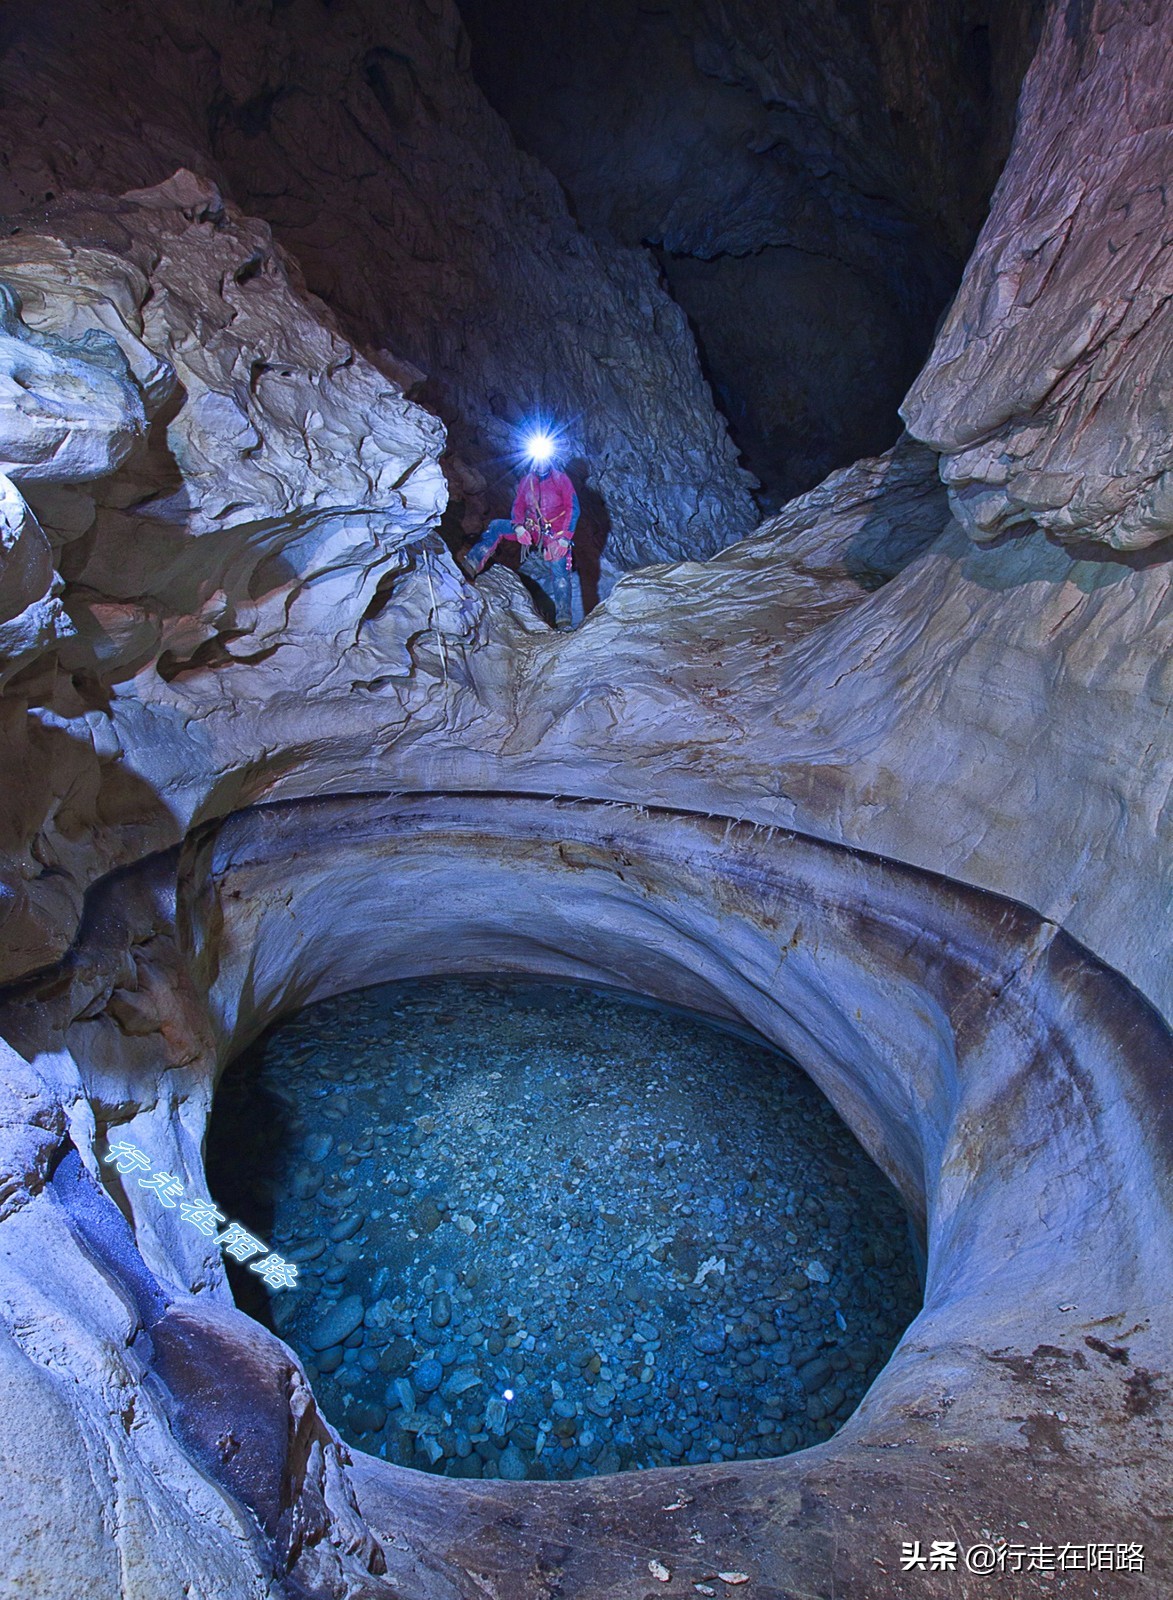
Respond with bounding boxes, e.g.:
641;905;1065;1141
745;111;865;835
459;0;1044;503
904;0;1173;550
2;793;1168;1596
0;173;447;982
0;0;756;570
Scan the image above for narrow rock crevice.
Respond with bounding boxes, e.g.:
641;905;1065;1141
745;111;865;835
456;0;1044;506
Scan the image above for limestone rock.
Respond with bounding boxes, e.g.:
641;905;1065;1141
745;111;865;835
459;0;1042;502
0;281;149;484
0;0;757;570
309;1295;366;1351
0;472;71;689
903;0;1173;551
0;175;449;981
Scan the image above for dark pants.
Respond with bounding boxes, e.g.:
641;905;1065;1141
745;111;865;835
466;519;517;572
521;551;574;627
468;520;579;627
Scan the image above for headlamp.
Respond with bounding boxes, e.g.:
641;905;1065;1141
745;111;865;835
525;430;557;466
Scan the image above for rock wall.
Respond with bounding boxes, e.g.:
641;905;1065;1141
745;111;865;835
0;0;756;570
458;0;1043;501
903;0;1173;550
0;172;451;983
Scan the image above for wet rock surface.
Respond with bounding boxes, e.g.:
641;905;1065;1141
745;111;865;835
208;978;921;1479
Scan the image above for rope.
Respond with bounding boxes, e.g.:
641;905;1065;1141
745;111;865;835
422;547;450;689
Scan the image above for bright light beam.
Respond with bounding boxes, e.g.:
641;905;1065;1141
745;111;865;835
524;430;556;466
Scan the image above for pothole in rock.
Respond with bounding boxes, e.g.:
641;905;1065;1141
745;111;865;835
207;977;922;1479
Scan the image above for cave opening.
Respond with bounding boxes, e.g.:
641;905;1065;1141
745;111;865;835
206;973;922;1481
455;0;1043;514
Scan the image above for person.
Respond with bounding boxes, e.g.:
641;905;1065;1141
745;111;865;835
464;451;580;629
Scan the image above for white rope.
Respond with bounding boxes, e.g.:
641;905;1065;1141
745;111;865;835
422;547;450;689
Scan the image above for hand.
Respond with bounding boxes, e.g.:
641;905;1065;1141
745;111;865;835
513;523;533;546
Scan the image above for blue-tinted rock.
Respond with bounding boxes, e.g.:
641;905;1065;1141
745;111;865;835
415;1357;443;1393
348;1401;387;1434
444;1368;483;1397
387;1376;415;1412
691;1329;727;1356
309;1295;365;1351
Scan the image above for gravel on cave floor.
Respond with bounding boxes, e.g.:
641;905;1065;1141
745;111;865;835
207;978;922;1481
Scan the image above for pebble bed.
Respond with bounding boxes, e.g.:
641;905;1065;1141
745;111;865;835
207;978;922;1481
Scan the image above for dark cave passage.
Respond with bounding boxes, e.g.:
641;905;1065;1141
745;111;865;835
207;976;922;1481
456;0;1043;510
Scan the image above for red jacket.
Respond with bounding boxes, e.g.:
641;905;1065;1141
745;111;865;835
512;469;578;560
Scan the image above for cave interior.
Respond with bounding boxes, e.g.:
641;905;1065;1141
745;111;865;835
0;0;1170;1596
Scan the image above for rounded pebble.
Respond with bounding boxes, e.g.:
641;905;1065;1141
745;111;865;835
415;1358;443;1394
308;1295;366;1351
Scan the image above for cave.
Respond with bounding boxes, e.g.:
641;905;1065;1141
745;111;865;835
454;0;1043;512
0;0;1171;1597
